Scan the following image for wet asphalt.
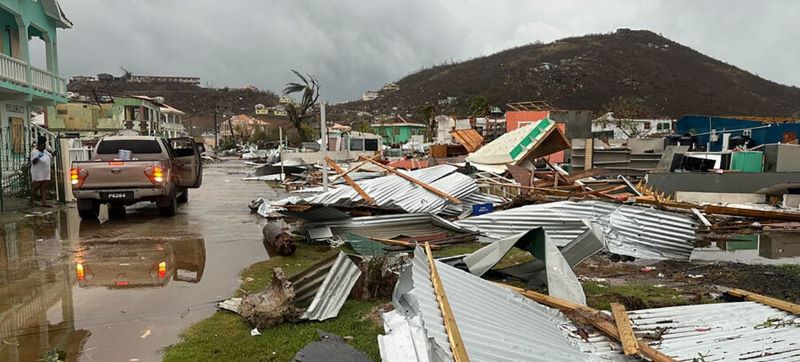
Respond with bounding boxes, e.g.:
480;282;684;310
0;160;279;362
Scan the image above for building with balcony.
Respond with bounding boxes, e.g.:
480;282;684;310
0;0;70;211
46;96;187;139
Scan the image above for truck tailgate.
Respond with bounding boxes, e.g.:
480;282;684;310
74;160;160;189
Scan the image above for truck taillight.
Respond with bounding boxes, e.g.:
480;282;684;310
70;167;87;187
145;165;166;185
158;261;167;279
76;263;85;281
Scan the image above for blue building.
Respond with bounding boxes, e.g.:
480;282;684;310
676;115;800;152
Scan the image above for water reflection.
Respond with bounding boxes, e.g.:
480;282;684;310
691;232;800;264
74;236;205;289
0;210;207;361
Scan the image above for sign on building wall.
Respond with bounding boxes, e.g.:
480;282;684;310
11;117;24;153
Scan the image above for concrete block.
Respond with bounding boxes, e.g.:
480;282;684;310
675;191;765;205
783;194;800;209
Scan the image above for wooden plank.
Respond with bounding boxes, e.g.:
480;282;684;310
330;154;381;182
571;184;627;197
500;285;675;362
726;288;800;315
325;157;376;206
691;208;712;227
363;158;462;204
424;243;469;361
369;237;441;249
611;303;640;356
565;167;606;182
584;138;593;170
703;205;800;222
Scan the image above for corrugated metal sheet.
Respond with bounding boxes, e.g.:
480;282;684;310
299;252;362;321
296;165;478;215
307;213;477;240
455;200;697;260
389;247;603;362
628;301;800;361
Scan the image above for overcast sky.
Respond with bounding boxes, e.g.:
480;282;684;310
52;0;799;102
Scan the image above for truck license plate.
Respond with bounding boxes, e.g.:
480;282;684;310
102;192;132;200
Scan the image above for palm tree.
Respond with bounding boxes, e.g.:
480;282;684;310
283;70;321;141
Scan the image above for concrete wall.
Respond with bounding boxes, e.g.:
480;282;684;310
646;172;800;196
675;191;765;205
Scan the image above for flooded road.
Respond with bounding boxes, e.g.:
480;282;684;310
0;160;278;362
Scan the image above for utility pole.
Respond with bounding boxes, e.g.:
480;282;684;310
213;104;219;149
279;127;284;182
320;101;328;191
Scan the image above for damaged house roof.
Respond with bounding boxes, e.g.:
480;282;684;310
386;247;608;362
466;118;570;173
628;301;800;360
456;200;697;260
285;165;505;218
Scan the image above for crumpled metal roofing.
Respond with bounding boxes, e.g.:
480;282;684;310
298;252;362;321
306;213;477;240
296;165;479;215
388;247;604;362
455;200;697;260
628;301;800;361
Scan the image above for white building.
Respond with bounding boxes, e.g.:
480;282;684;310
591;112;674;139
434;115;472;144
362;91;380;101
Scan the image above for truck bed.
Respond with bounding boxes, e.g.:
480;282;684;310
72;159;163;190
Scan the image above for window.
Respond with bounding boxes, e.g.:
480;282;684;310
643;122;651;129
364;139;379;151
96;139;162;154
350;138;364;151
657;122;670;131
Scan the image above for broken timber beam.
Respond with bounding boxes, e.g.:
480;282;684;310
424;243;469;361
369;237;441;249
325;156;376;206
703;205;800;222
362;157;462;204
500;285;675;362
330;153;381;182
726;288;800;315
610;303;640;356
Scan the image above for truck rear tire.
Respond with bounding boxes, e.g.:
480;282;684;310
77;199;100;220
177;189;188;204
159;190;177;217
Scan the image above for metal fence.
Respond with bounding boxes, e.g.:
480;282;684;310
0;123;62;212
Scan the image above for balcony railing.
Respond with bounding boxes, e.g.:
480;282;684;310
0;52;67;98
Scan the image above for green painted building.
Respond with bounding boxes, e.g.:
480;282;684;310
370;116;427;145
0;0;70;211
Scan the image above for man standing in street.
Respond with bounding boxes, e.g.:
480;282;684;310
30;136;52;208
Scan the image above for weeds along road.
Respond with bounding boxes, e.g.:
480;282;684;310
0;160;279;362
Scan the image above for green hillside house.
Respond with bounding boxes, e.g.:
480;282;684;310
371;116;426;145
0;0;70;210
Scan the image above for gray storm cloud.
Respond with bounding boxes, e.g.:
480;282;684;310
52;0;800;102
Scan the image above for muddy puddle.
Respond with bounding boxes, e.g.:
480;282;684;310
0;161;278;362
692;231;800;265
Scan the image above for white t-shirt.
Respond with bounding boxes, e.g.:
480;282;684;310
30;149;52;181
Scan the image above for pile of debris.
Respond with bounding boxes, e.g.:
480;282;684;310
228;116;800;360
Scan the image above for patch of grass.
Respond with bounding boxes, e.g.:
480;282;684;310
582;281;694;311
778;264;800;278
163;300;383;362
164;245;384;362
238;245;337;294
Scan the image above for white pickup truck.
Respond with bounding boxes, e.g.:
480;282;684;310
70;136;203;219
